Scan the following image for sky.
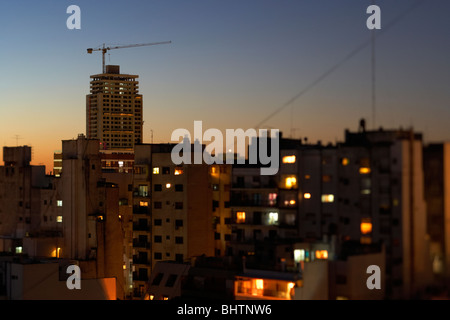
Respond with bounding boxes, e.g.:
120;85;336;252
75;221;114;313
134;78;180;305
1;0;449;171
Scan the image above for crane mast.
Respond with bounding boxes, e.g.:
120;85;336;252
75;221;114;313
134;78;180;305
87;41;172;73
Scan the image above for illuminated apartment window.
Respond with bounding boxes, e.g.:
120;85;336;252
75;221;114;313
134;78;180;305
304;174;311;180
285;199;296;206
341;157;349;166
268;193;277;206
153;167;160;174
139;185;149;197
321;194;334;203
359;167;371;174
236;211;246;224
140;201;149;207
15;246;22;254
118;161;124;168
360;218;373;235
174;167;184;175
282;155;296;164
304;193;311;199
315;250;328;259
255;279;264;290
57;200;63;207
166;183;171;189
56;216;63;223
268;212;279;225
284;176;297;189
360;236;372;244
294;249;305;262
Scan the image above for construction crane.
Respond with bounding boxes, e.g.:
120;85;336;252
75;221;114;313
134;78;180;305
87;41;172;73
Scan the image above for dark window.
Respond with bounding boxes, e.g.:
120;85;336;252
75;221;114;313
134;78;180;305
175;202;183;209
154;235;162;243
154;252;162;260
154;184;162;192
224;234;231;241
175;237;183;244
175;220;183;227
154;219;162;226
152;273;164;285
175;184;183;192
162;167;170;174
215;232;220;240
175;254;183;263
165;274;178;287
154;201;162;209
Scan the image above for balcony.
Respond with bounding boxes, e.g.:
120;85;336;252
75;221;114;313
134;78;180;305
133;223;150;231
133;205;150;215
132;255;150;265
132;272;149;282
133;239;151;249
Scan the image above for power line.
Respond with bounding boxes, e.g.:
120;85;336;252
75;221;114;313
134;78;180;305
255;0;426;129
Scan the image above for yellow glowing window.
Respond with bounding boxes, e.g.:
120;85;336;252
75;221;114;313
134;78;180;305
282;155;296;164
304;193;311;199
166;183;171;189
140;201;149;207
321;194;334;203
360;219;373;234
360;236;372;244
255;279;264;290
359;167;371;174
174;168;184;175
315;250;328;259
236;211;246;223
153;167;160;174
285;176;297;188
289;200;296;205
56;216;63;223
341;157;349;166
304;174;311;180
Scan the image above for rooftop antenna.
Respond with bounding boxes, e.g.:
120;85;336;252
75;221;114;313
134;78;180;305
12;135;22;146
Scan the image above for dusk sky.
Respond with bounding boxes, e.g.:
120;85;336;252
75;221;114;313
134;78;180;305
1;0;450;171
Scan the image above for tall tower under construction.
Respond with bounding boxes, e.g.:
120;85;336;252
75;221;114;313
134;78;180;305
86;65;143;151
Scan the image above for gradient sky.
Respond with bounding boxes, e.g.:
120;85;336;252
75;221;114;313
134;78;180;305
1;0;449;171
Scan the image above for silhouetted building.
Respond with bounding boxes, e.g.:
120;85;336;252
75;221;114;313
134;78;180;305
423;143;450;286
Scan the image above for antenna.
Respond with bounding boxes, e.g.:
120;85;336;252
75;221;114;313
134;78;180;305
12;135;22;146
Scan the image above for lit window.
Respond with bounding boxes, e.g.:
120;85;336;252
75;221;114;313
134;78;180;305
140;201;149;207
118;161;124;168
166;183;171;189
304;193;311;199
284;176;297;189
304;174;311;180
361;236;372;244
360;218;373;235
359;167;371;174
282;155;296;164
255;279;264;290
15;246;22;254
174;168;183;175
294;249;305;262
153;167;160;174
236;211;246;224
268;193;277;206
315;250;328;259
321;194;334;203
268;212;278;225
57;216;63;223
341;157;349;166
57;200;63;207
